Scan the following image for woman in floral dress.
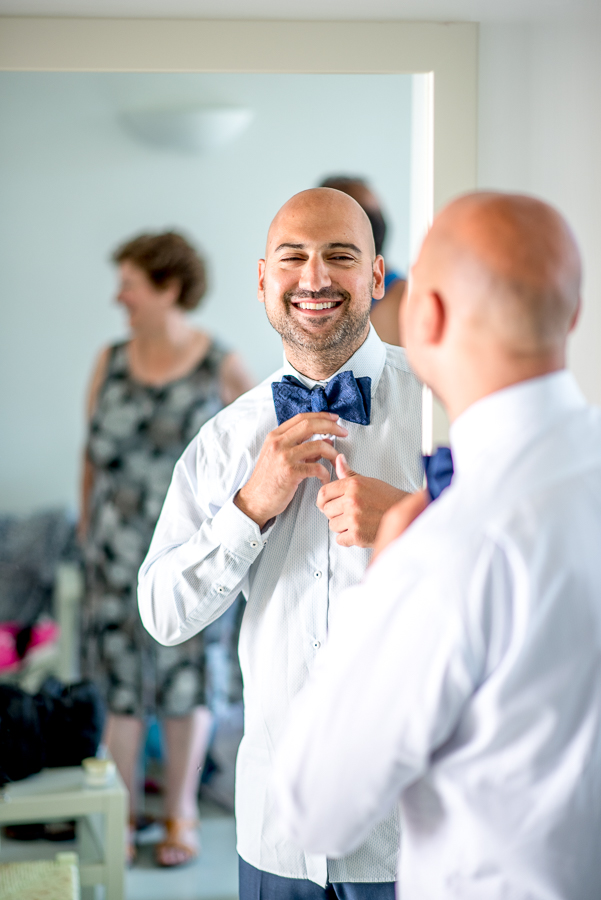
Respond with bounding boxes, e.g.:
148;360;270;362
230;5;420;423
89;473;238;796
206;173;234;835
80;232;253;866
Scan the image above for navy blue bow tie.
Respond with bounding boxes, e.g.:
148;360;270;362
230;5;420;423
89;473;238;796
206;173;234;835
423;447;454;500
272;372;372;426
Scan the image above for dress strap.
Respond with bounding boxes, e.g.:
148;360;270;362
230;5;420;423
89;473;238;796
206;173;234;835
105;341;129;378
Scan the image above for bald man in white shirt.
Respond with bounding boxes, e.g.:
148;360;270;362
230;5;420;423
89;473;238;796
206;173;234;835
139;189;423;899
275;192;601;900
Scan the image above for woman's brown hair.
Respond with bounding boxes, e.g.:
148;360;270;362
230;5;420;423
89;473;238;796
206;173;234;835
113;231;207;311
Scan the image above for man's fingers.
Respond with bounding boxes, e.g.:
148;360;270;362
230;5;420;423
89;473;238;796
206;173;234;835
291;439;339;466
316;455;358;509
319;497;345;521
277;414;348;445
335;454;356;480
316;479;346;509
237;415;347;528
276;411;338;431
298;462;333;486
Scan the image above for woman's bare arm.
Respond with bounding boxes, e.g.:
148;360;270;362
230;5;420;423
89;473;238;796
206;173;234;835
78;347;110;542
219;352;255;406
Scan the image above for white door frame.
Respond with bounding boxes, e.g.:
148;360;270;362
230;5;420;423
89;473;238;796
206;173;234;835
0;18;477;213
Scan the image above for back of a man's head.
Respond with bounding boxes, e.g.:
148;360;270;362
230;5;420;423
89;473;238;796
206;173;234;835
318;176;387;256
406;192;582;418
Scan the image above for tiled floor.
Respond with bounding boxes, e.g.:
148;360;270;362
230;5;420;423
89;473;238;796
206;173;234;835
127;802;238;900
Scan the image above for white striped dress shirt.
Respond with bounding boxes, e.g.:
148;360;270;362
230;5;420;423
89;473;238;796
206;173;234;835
138;326;423;886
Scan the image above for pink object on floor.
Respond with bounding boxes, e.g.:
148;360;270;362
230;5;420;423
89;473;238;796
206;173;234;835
0;619;60;671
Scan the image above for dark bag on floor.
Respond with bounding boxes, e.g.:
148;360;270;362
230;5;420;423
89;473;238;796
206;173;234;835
0;676;105;786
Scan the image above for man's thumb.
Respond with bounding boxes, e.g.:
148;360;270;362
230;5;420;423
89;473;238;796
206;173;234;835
335;454;356;479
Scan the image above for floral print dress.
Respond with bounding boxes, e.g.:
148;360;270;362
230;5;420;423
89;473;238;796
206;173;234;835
82;339;228;717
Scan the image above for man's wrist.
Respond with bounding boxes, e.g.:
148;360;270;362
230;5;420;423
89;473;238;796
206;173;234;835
387;486;409;507
234;486;270;530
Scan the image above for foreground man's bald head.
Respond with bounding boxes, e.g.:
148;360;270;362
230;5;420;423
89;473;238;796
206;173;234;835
405;191;581;421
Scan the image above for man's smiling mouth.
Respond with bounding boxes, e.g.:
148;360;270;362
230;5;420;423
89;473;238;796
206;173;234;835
296;301;340;310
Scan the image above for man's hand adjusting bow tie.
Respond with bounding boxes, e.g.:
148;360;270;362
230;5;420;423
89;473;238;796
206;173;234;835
317;454;409;549
234;413;348;529
238;370;415;540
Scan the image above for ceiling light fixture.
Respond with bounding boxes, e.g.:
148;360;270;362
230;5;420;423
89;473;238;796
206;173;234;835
120;106;254;154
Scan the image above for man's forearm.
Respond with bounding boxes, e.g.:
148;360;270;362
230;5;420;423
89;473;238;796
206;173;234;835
138;496;271;645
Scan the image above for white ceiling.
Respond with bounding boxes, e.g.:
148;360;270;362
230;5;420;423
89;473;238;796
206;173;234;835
0;0;599;22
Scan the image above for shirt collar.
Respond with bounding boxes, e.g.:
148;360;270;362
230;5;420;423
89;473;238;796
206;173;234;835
449;369;587;478
281;325;386;397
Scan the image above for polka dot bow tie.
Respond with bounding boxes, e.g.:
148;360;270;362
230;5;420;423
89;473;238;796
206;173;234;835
271;372;372;426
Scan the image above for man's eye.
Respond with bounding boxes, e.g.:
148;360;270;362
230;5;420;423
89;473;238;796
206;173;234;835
330;255;354;262
281;255;304;262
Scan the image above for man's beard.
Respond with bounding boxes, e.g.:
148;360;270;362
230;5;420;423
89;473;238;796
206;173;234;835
264;286;372;366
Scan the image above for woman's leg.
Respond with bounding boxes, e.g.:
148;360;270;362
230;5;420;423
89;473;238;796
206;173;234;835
104;713;145;812
104;713;145;862
157;705;213;866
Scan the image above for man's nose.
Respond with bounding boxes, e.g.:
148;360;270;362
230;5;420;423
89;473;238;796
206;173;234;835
298;256;332;292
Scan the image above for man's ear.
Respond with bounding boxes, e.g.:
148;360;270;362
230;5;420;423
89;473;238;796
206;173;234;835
371;256;385;301
258;259;266;304
569;297;581;333
420;290;446;345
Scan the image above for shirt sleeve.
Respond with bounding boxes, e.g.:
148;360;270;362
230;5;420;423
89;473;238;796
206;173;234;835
273;530;506;858
138;429;273;646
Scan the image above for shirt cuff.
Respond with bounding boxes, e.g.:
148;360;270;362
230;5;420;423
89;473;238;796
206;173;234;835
211;495;274;563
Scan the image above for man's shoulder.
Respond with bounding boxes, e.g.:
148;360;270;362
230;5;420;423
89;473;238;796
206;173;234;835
377;344;421;409
488;405;601;535
199;368;282;444
382;343;414;376
426;404;601;552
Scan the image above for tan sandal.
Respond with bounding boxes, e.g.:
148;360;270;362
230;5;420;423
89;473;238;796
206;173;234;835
127;818;137;867
155;818;200;867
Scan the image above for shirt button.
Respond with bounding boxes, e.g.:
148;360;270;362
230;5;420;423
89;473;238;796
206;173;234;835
312;640;321;649
249;540;259;548
314;570;322;579
216;585;225;594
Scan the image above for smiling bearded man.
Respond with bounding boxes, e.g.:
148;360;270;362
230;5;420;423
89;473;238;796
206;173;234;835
138;188;423;900
260;190;373;366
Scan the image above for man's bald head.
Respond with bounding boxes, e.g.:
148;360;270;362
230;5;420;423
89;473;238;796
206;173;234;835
415;192;581;356
406;192;582;418
266;188;376;261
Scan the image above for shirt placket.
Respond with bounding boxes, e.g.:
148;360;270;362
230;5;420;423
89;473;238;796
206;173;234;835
296;461;331;887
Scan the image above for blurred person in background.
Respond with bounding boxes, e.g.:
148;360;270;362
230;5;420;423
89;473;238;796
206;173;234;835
319;176;406;346
79;231;253;867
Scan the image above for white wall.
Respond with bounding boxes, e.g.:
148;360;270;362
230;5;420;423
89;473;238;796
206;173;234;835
478;21;601;405
0;72;412;514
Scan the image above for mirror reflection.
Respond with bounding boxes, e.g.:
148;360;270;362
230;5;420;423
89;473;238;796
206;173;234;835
0;71;415;896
